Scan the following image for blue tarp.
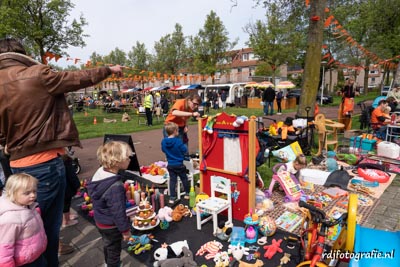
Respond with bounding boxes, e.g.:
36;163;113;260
372;96;386;108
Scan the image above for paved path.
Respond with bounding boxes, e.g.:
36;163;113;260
60;105;399;266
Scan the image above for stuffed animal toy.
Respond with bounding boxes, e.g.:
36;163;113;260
263;238;283;259
233;116;248;127
196;240;223;260
215;221;233;241
279;253;291;265
157;206;173;222
157;246;197;267
121;112;131;122
214;251;230;267
203;115;217;134
127;234;154;254
228;243;249;261
153;240;190;266
171;204;192;222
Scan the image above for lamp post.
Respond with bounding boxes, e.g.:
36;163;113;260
320;61;327;105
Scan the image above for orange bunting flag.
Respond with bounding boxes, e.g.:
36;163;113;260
55;55;62;62
305;0;310;7
322;44;328;49
328;58;335;65
74;58;80;64
324;15;334;27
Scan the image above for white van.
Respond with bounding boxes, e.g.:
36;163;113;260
204;83;245;107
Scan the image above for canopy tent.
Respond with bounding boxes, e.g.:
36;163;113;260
122;88;141;93
150;86;170;91
174;85;191;90
143;87;153;91
276;81;296;89
244;82;259;88
257;81;275;89
187;84;204;89
150;86;160;91
169;85;181;90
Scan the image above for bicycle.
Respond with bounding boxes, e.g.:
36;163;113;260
297;193;358;267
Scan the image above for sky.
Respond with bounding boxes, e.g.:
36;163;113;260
56;0;266;67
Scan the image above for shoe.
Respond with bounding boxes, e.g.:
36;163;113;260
168;197;176;204
69;214;79;220
62;219;78;228
58;243;74;255
184;194;190;200
277;112;282;115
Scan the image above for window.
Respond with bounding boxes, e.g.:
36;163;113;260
237;68;242;73
242;53;248;61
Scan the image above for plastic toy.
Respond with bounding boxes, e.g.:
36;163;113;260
244;215;259;244
157;246;197;267
258;215;277;237
195;240;223;260
263;238;283;259
357;168;390;183
127;234;154;254
265;164;303;202
153;240;190;265
230;226;246;246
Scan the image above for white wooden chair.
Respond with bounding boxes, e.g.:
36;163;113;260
196;175;232;234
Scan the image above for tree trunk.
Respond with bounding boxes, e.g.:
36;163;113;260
297;0;327;118
393;62;400;87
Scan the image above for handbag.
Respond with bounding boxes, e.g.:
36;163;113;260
64;156;80;192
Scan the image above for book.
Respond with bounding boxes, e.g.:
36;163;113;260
275;211;303;232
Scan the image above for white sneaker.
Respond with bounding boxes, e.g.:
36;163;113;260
277;112;282;115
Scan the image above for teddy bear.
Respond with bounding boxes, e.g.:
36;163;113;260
157;206;173;222
171;204;191;222
157;246;197;267
153;240;189;266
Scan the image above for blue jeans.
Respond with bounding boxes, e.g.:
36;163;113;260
167;165;190;198
12;157;66;267
264;101;274;115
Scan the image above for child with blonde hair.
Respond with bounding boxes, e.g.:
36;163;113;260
162;122;191;204
87;141;132;267
0;173;47;266
276;154;307;176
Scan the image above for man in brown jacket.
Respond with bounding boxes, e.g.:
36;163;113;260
0;38;122;266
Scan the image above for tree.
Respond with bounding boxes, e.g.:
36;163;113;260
245;2;303;84
0;0;88;63
152;24;188;85
103;47;127;66
190;11;237;84
127;41;150;88
297;0;327;118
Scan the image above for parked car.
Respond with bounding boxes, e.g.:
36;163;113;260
287;89;333;105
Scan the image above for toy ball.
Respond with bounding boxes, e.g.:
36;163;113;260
258;215;277;237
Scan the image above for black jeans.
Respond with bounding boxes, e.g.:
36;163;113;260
167;165;190;199
277;100;282;113
97;227;122;267
145;107;153;126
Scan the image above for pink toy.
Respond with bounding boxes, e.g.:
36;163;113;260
265;164;303;202
263;238;283;259
196;240;223;260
